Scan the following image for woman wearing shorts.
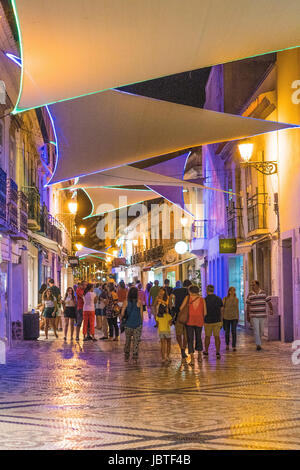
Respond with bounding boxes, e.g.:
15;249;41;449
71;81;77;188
62;287;77;341
42;288;58;340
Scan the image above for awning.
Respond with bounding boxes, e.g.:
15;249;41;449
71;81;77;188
236;234;271;254
28;230;60;255
153;256;196;270
47;90;295;185
12;0;300;112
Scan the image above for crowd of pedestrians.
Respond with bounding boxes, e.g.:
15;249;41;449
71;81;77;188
37;277;274;364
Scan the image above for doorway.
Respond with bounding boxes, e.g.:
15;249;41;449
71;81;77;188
228;255;245;324
282;238;294;342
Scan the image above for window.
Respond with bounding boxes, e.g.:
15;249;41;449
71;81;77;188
9;136;16;180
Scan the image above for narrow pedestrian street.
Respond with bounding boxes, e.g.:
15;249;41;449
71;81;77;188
0;318;299;451
2;0;300;454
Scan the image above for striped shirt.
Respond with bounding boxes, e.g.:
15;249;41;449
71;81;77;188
246;290;272;318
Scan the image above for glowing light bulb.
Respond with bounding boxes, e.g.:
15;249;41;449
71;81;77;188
175;241;188;255
238;143;254;163
180;216;188;227
79;226;86;236
68;201;78;214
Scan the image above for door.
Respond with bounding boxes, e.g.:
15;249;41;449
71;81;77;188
282;238;294;342
0;262;8;340
228;256;245;324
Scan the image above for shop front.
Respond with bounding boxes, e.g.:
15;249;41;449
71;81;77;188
228;255;245;324
28;243;39;311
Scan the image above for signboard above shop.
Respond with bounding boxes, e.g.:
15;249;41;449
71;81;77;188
219;239;237;254
68;256;79;267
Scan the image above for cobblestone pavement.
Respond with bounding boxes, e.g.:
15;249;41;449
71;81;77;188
0;316;299;450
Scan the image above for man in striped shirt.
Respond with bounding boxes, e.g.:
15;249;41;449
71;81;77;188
246;280;273;351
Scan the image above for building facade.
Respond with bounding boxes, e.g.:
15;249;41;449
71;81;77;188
199;51;300;341
0;4;74;345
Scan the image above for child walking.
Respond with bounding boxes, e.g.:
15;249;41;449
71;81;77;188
156;288;173;364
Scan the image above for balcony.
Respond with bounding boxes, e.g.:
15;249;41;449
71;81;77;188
0;168;7;225
131;245;164;265
24;186;40;231
7;178;18;233
0;171;28;238
190;220;208;255
17;191;28;237
247;192;269;237
226;202;243;239
40;204;63;245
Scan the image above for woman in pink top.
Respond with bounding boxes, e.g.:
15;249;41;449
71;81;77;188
180;285;207;365
117;280;128;308
137;284;146;313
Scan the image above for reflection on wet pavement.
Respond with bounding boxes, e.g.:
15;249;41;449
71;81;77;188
0;316;299;450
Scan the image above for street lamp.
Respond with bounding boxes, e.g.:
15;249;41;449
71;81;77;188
68;201;78;215
175;241;188;255
75;242;83;251
238;143;254;163
180;216;188;227
79;226;87;236
238;142;277;175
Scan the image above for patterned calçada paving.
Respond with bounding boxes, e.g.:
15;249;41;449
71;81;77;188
0;316;299;450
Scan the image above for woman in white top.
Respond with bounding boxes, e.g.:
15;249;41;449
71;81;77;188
62;287;77;341
42;289;58;340
83;283;97;341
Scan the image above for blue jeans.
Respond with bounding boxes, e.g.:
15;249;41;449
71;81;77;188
223;319;238;347
186;325;203;354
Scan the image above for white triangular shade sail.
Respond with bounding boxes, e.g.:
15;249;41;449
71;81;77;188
48;90;295;185
146;155;188;180
13;0;300;111
75;247;108;258
84;187;161;218
65;159;200;189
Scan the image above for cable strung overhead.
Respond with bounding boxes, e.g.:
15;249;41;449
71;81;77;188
12;0;300;112
47;90;295;185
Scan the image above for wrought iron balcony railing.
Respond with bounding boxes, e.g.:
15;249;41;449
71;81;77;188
226;202;243;239
18;191;28;235
192;220;208;239
23;185;40;228
0;168;7;224
7;178;18;232
247;192;268;233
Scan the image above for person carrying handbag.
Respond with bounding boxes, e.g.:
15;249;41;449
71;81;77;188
106;283;120;341
155;288;173;364
120;287;143;364
179;285;206;365
223;287;239;351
